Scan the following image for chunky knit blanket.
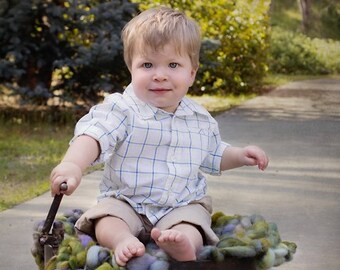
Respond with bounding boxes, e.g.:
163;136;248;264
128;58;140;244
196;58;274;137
32;209;296;270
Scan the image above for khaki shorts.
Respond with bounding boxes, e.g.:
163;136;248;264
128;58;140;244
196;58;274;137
75;196;219;245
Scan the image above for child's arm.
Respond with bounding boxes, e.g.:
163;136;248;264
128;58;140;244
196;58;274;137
50;135;100;196
220;145;269;171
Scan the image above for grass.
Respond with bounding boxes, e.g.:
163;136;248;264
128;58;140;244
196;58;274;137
263;73;340;87
189;93;256;115
0;122;73;211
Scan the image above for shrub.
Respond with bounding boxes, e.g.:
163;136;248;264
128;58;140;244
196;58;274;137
0;0;138;108
269;27;340;74
313;38;340;74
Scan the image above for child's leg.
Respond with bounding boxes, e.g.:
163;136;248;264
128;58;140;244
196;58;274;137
95;216;145;266
151;222;203;261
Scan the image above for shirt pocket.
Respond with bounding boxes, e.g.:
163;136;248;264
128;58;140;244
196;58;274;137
178;127;210;166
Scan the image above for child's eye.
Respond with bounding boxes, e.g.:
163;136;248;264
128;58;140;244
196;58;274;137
143;62;152;68
169;62;178;68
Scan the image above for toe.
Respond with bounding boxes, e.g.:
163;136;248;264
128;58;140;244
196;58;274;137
151;228;162;241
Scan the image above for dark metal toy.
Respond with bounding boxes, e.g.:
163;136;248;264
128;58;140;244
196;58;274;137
39;183;68;268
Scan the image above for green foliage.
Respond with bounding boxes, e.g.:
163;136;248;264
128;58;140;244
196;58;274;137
268;0;340;75
0;1;60;104
0;0;138;108
269;27;325;74
0;122;73;211
134;0;271;95
269;27;340;74
312;38;340;73
53;0;138;108
319;2;340;40
269;0;301;31
270;0;340;40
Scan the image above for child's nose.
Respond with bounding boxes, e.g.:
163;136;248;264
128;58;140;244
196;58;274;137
153;68;168;81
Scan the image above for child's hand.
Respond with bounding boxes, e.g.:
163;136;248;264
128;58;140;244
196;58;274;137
221;145;269;171
242;145;269;171
50;161;82;196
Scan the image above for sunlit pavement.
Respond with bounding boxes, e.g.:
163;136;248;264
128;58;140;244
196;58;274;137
211;79;340;270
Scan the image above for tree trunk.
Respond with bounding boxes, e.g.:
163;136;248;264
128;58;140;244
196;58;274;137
298;0;312;34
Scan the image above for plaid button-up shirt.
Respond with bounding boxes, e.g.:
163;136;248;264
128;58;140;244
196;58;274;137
74;84;229;224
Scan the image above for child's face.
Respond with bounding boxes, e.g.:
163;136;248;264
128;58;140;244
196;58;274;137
130;43;197;113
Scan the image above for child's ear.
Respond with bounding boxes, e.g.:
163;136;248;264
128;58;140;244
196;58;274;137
191;67;198;76
189;67;198;86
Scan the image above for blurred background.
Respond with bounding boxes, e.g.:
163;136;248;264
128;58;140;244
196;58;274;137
0;0;339;211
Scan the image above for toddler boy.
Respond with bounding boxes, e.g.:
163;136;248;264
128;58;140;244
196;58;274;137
50;6;269;266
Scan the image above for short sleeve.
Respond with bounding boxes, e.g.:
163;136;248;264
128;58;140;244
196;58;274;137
71;93;129;163
199;124;230;175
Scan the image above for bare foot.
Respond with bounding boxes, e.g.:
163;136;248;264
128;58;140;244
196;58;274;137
114;235;145;266
151;227;196;261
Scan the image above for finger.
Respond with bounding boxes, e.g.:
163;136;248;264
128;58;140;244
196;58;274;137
258;162;265;171
245;156;258;167
63;177;79;196
50;175;64;196
259;155;269;170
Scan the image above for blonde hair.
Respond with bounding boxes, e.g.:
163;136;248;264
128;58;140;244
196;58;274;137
121;7;201;70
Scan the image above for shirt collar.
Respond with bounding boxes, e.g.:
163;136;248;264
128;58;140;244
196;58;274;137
123;84;210;118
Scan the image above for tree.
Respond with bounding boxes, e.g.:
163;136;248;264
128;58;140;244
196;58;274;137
0;0;138;108
298;0;312;33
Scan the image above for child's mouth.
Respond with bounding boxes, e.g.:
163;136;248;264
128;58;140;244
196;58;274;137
150;88;171;92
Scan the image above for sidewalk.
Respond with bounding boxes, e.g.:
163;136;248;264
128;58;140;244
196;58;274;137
1;78;339;270
0;171;101;270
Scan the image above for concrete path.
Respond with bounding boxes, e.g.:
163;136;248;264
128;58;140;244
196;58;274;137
211;78;340;270
0;78;339;270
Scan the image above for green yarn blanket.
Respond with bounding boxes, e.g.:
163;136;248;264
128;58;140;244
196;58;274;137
32;209;296;270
